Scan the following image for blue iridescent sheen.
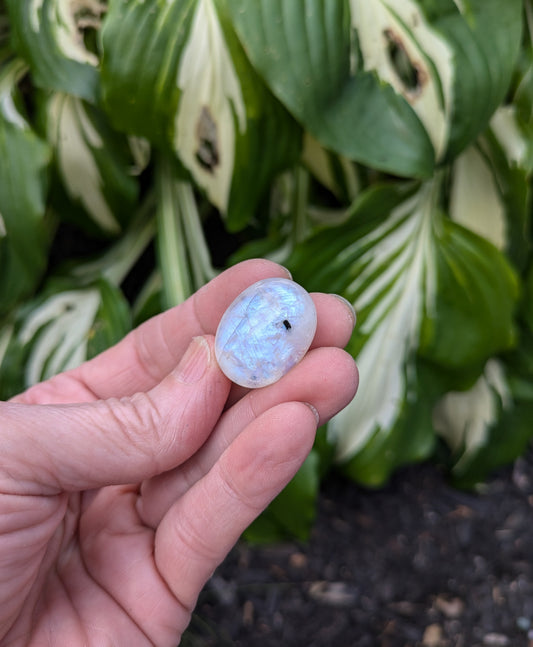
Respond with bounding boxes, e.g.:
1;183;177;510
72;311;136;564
215;278;317;388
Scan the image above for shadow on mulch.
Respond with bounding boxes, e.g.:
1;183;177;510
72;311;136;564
183;449;533;647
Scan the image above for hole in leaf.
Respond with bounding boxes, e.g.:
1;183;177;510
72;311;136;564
195;106;220;173
74;1;107;60
384;29;422;93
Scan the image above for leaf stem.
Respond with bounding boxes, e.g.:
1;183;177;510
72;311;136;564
156;156;216;308
292;166;310;246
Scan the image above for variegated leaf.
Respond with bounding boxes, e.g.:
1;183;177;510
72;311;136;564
433;360;511;473
6;0;103;102
490;106;533;176
350;0;454;162
433;352;533;488
101;0;300;229
226;0;522;173
0;58;51;315
13;277;130;387
449;145;507;250
18;286;102;384
289;179;518;485
43;93;138;235
302;133;360;205
226;0;434;178
431;0;523;160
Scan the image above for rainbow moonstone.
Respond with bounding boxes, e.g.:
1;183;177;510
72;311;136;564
215;277;317;388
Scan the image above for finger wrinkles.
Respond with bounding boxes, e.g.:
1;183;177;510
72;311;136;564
97;393;168;468
130;323;176;391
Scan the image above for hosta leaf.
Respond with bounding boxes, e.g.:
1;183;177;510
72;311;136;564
43;93;139;236
490;106;533;177
227;0;521;172
433;360;511;473
0;58;51;316
288;179;518;484
0;321;24;399
450;124;531;270
302;133;360;204
449;146;507;250
6;0;103;102
426;0;523;161
434;358;533;489
226;0;435;178
350;0;455;163
101;0;300;229
5;277;131;388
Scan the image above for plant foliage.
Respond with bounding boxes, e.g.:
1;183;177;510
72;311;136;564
1;0;532;539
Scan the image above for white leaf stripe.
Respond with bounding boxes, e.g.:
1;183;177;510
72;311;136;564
29;0;102;66
450;145;507;250
350;0;454;161
329;182;438;460
0;60;29;129
19;288;101;385
433;359;511;471
47;94;121;233
175;0;246;213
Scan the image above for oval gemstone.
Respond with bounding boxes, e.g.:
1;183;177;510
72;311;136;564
215;277;317;388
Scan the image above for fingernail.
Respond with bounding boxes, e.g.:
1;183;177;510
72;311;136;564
331;294;356;328
175;337;210;384
281;265;293;280
304;402;320;425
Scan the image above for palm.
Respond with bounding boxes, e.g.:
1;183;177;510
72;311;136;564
1;261;358;646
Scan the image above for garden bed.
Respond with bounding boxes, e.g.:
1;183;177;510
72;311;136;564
184;450;533;647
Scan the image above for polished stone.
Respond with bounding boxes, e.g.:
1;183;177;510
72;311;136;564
215;277;317;388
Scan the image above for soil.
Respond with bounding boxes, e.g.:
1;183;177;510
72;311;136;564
182;449;533;647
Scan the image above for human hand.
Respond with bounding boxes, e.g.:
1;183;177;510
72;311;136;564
0;260;358;646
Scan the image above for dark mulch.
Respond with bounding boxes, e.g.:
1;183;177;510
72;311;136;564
183;449;533;647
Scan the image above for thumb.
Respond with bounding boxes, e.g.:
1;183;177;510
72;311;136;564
0;336;230;496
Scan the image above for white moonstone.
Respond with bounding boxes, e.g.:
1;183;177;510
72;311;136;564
215;277;317;388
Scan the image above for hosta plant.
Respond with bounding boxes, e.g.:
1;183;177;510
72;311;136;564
1;0;532;540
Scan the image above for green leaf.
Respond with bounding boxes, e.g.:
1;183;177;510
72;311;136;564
6;0;103;102
302;133;361;204
449;145;508;249
0;59;51;316
427;0;523;161
288;178;519;485
451;125;531;271
418;221;518;370
86;278;132;359
435;358;533;489
243;451;319;543
42;93;139;236
0;320;24;399
7;276;131;388
226;0;435;178
101;0;300;229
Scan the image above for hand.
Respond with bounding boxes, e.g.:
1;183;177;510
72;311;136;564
0;260;358;647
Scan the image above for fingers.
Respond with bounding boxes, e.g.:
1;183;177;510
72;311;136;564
310;292;356;349
56;261;355;402
154;401;318;613
137;346;358;527
0;337;230;495
73;260;292;399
